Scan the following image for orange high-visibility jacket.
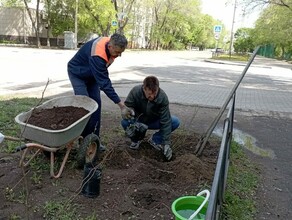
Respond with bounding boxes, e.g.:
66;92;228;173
91;37;115;67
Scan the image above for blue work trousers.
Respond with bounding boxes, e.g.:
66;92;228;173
68;74;101;137
121;116;180;144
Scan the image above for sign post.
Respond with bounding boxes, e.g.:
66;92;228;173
213;25;223;56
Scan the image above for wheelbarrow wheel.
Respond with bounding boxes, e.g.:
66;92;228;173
76;134;100;169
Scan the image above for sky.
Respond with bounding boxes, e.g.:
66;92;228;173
201;0;261;32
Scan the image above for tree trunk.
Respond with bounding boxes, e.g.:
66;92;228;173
23;0;41;47
36;0;41;47
281;45;285;59
46;0;51;47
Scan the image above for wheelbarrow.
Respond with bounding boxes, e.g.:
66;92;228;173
0;95;100;179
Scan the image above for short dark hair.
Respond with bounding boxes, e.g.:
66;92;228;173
110;33;128;49
143;76;159;92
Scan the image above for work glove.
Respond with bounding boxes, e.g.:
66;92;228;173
121;106;135;120
125;122;148;142
163;144;172;161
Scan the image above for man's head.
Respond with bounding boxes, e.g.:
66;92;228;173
108;33;128;58
143;76;159;101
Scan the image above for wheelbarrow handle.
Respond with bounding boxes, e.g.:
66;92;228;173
0;132;4;143
15;144;28;152
0;132;24;143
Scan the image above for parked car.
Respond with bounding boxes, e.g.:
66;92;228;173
213;48;224;53
191;46;199;51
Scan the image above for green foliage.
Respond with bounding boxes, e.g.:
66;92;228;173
234;28;255;53
0;39;20;44
78;0;116;37
139;0;223;50
46;0;76;36
222;141;259;220
252;4;292;59
1;0;229;50
0;0;23;7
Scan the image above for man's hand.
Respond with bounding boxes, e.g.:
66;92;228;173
163;144;172;161
121;106;135;119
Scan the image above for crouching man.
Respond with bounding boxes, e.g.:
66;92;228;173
120;76;180;161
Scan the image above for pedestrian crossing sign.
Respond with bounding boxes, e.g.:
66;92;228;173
214;25;222;33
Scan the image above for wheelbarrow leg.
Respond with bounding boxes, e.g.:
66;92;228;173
50;145;73;179
17;141;76;179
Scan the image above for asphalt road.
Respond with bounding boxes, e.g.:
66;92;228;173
1;47;292;114
1;46;292;219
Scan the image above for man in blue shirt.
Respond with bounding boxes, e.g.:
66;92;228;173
68;33;133;150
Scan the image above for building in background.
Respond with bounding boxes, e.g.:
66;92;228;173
0;7;63;46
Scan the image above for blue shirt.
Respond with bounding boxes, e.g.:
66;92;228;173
68;38;121;104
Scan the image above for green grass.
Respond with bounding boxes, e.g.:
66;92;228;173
0;40;20;44
213;53;250;62
43;201;79;220
222;141;259;220
0;96;46;152
43;200;99;220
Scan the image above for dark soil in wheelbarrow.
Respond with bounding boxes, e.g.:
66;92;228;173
27;106;89;130
0;102;220;220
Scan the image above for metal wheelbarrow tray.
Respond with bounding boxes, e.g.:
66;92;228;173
15;95;98;147
14;95;98;178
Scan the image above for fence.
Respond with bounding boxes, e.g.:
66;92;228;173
200;46;260;219
205;95;234;219
257;44;274;58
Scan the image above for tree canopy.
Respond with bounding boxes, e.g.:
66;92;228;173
0;0;230;50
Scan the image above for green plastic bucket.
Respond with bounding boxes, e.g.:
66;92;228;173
171;195;208;220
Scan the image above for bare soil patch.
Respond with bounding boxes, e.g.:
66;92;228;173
0;103;220;219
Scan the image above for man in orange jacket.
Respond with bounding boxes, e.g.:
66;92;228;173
68;33;133;150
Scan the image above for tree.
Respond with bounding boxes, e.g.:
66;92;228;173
138;0;203;50
233;27;255;53
241;0;292;11
23;0;41;47
112;0;136;35
47;0;75;37
79;0;116;36
252;4;292;59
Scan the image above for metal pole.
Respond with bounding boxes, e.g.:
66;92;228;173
229;0;237;58
195;46;260;156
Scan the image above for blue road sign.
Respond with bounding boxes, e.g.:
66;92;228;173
214;25;222;33
112;21;118;26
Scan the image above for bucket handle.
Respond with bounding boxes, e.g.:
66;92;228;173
0;132;4;144
188;189;210;220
